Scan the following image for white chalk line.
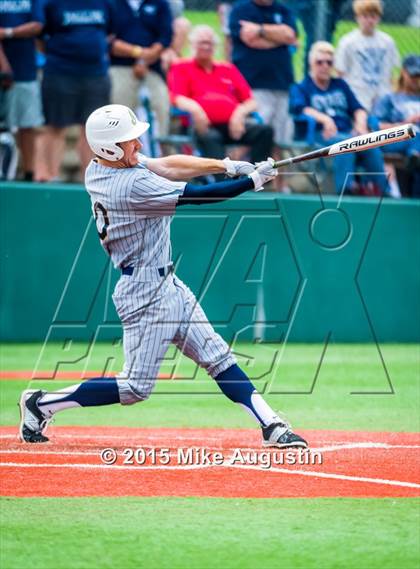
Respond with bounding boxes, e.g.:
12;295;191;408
0;461;210;472
1;460;419;490
0;433;225;443
227;464;420;490
1;442;419;456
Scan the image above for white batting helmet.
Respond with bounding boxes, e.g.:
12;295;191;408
85;104;150;161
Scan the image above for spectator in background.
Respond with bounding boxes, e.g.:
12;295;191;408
0;42;13;89
290;41;389;196
110;0;173;139
288;0;346;75
0;43;17;181
161;0;191;71
168;25;273;165
335;0;400;112
0;0;43;181
373;55;420;197
217;0;234;60
229;0;298;191
35;0;115;182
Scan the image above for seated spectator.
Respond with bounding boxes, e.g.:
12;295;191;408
335;0;400;112
110;0;173;139
35;0;115;182
373;55;420;197
290;41;389;196
167;25;273;167
0;0;44;181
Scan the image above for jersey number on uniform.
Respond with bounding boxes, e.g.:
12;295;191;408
93;201;109;241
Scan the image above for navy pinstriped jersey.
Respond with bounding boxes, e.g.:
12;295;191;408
85;159;186;268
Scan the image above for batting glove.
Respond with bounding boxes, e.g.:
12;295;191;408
223;157;255;177
248;157;278;191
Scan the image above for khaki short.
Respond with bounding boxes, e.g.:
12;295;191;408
110;66;170;137
252;89;293;146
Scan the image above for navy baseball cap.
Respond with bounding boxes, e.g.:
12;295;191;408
402;55;420;76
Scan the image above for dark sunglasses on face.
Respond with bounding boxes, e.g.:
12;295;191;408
315;59;333;66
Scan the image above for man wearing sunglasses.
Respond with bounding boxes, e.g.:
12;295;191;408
290;41;388;196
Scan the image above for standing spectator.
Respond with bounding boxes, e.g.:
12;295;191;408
0;0;43;181
335;0;400;112
110;0;173;139
290;41;389;196
288;0;346;75
373;55;420;198
35;0;115;182
229;0;298;191
161;0;191;71
0;43;17;180
168;25;273;166
217;0;235;60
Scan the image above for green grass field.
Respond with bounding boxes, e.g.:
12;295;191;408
1;342;419;430
1;498;419;569
0;343;419;568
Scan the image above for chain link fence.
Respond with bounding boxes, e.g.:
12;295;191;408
184;0;419;78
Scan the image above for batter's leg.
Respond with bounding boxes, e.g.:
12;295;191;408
172;278;308;447
172;278;280;426
19;279;183;442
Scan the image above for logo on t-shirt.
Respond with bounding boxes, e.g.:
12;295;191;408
311;91;348;118
0;0;31;13
143;4;156;14
356;48;386;87
62;10;105;26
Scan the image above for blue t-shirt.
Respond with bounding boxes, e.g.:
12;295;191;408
0;0;44;81
42;0;116;77
373;92;420;129
289;76;364;132
110;0;172;76
229;0;297;91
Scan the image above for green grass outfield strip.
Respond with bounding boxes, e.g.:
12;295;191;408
1;497;419;569
1;343;419;431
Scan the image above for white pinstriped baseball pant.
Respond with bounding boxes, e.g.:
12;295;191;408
112;270;236;404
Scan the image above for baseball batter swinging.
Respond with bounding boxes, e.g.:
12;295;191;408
18;104;307;449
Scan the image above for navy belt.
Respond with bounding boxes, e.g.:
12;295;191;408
121;264;174;277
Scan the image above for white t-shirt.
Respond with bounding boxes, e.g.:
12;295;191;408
335;28;400;111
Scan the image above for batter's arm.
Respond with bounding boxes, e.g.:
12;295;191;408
145;155;228;181
178;177;255;205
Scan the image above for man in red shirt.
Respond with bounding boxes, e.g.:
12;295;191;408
167;24;273;163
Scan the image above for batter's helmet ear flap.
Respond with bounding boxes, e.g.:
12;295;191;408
85;104;150;162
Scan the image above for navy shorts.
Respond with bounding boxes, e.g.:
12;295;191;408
42;73;111;127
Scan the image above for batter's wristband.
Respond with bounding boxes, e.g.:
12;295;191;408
249;170;264;191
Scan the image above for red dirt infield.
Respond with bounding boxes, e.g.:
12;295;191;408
1;426;419;499
0;371;174;380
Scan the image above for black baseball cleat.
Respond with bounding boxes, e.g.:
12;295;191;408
262;422;308;449
18;390;51;443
